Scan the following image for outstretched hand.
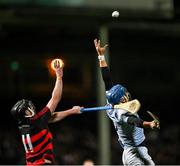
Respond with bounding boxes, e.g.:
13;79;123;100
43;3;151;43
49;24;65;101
94;38;108;55
54;59;64;78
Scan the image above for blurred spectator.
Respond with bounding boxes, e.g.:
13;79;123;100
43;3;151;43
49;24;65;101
83;159;95;166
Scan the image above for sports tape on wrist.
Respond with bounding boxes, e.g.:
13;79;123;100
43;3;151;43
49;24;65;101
98;55;105;61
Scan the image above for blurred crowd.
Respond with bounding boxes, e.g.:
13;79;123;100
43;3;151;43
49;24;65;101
0;122;179;165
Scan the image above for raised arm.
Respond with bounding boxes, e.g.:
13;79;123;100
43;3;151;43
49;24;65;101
47;59;64;113
94;38;113;90
94;38;108;67
49;106;82;123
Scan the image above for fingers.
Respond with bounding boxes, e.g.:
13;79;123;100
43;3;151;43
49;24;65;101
98;39;100;47
53;59;60;69
104;44;108;49
53;60;58;68
156;122;160;129
94;38;101;47
94;38;97;47
53;59;64;78
94;38;99;51
94;38;98;49
151;121;160;129
53;59;64;69
94;38;108;56
72;106;83;114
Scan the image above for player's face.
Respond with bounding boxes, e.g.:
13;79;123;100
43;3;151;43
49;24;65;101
25;107;35;118
120;96;128;103
120;92;131;103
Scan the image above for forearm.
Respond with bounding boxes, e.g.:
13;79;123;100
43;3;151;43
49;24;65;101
143;121;158;129
142;121;151;128
101;67;113;90
49;108;77;123
47;76;63;113
127;116;159;129
96;54;113;90
47;60;64;113
51;77;63;102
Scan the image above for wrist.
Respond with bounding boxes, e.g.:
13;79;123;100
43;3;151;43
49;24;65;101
56;76;62;80
143;121;150;128
98;55;105;61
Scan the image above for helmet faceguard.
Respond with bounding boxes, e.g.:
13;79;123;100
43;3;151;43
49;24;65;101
106;84;131;104
11;99;36;125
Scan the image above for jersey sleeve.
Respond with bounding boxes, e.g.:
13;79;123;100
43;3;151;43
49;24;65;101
31;107;51;125
107;109;129;124
127;114;144;127
101;67;113;90
107;109;144;127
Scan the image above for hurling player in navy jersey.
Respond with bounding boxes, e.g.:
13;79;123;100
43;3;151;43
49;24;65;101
11;59;82;165
94;39;159;165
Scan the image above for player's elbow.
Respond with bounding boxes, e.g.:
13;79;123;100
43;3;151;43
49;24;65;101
49;112;57;123
47;97;61;113
127;116;144;128
49;112;64;123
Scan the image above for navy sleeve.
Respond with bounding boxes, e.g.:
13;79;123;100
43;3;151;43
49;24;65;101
127;115;144;128
101;67;113;91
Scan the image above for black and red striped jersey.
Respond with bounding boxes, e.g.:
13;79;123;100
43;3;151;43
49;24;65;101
19;106;54;165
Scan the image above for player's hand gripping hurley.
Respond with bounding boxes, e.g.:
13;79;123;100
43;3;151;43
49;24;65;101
147;111;160;129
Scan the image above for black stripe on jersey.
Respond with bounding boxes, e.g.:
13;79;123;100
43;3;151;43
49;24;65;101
31;129;49;148
33;137;52;155
20;125;49;136
27;149;53;163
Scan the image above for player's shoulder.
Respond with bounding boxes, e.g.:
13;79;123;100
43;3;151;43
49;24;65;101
107;108;128;120
31;106;50;120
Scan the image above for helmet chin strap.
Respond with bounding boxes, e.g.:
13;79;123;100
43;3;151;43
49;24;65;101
25;107;35;118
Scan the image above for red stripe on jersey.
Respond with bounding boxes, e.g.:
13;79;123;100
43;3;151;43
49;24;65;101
31;107;49;120
31;129;47;143
26;132;52;153
26;143;53;160
26;158;44;165
26;152;54;165
23;129;48;144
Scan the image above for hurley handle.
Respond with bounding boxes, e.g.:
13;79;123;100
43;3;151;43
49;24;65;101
80;105;112;112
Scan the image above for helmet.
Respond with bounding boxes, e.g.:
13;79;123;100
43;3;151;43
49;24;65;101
10;99;36;125
106;84;129;104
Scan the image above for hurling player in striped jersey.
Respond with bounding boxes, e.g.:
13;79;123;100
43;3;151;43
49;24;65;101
11;59;82;165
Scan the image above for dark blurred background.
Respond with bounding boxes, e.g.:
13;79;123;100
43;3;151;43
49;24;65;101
0;0;180;165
